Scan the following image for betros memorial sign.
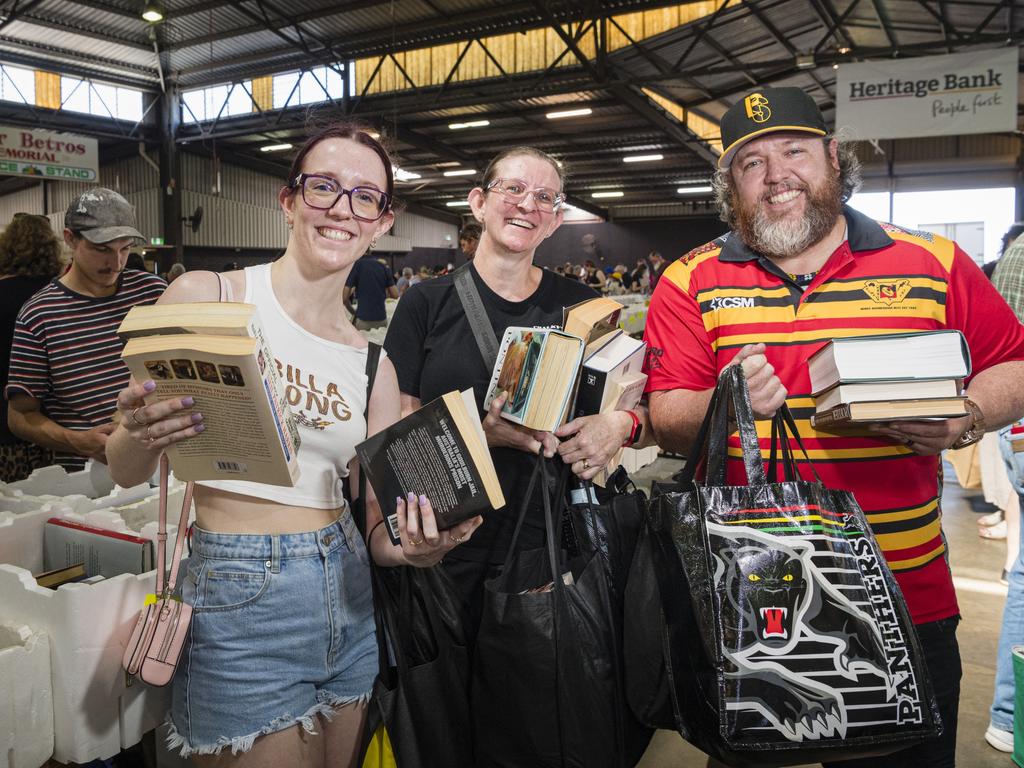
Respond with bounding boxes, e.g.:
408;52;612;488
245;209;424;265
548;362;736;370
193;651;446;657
835;48;1018;141
0;126;98;181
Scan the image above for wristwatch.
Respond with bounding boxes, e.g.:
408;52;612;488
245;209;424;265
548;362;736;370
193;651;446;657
622;410;643;447
950;398;986;450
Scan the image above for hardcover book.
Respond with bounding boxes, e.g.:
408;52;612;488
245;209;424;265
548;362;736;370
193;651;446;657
807;330;971;395
572;331;647;419
121;333;300;485
484;327;585;432
810;397;969;428
562;297;623;350
44;518;154;578
356;390;504;545
814;378;961;413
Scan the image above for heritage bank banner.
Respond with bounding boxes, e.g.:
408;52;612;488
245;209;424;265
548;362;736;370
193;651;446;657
835;48;1018;140
0;126;98;181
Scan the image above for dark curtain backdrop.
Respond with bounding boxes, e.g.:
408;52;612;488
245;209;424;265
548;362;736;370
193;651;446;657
534;216;727;271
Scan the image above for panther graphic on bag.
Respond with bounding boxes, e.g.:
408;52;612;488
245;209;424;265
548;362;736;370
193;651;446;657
709;521;925;743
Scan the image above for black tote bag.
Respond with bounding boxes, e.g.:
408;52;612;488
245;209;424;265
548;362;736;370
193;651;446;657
624;365;942;767
472;459;633;768
366;563;475;768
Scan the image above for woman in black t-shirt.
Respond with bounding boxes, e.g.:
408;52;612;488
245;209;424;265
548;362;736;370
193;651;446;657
384;146;652;626
0;214;62;480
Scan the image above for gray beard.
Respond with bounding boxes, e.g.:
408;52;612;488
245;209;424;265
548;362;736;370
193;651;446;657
734;174;842;259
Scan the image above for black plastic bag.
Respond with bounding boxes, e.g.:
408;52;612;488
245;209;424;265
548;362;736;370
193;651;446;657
472;459;634;768
625;366;942;767
366;564;474;768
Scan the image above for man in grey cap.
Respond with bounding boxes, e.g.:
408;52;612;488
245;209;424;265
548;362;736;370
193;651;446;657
644;87;1024;767
5;188;166;471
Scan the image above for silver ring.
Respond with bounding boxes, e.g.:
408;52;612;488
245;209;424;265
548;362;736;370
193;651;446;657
583;458;590;470
129;406;145;426
146;425;155;442
450;534;464;544
905;438;914;446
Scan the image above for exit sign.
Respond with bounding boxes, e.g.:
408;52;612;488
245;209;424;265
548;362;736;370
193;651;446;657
150;236;164;245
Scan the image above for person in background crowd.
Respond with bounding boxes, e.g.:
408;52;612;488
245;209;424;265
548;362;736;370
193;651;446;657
644;86;1024;768
385;144;653;640
646;249;666;291
125;252;147;272
985;226;1024;753
460;221;481;261
984;223;1024;280
167;262;187;283
631;259;650;293
344;252;397;331
583;259;606;289
221;261;240;272
613;262;634;292
396;266;415;295
5;189;165;472
106;122;474;767
0;213;63;481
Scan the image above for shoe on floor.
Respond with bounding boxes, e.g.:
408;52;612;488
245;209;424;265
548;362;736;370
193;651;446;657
979;509;1005;527
979;520;1008;540
985;724;1014;752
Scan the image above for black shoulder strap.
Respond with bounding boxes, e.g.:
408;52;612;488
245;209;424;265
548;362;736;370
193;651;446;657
353;342;381;537
453;264;499;368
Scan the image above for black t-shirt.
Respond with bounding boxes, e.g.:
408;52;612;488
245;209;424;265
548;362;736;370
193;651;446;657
384;263;596;563
1;274;49;443
346;258;395;321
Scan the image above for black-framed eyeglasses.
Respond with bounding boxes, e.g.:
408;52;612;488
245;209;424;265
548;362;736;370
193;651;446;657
485;178;565;212
291;173;391;221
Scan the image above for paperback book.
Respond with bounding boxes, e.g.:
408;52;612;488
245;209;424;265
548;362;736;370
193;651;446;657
356;390;505;545
484;327;585;432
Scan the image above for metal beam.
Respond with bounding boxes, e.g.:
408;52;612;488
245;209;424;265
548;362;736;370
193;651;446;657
869;0;900;49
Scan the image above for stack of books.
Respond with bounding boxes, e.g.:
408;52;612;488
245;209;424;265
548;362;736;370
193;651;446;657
808;330;971;428
118;303;301;485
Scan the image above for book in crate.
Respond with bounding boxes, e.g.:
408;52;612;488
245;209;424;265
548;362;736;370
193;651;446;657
119;303;300;486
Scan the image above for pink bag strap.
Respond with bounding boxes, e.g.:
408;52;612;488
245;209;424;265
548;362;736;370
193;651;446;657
156;453;195;597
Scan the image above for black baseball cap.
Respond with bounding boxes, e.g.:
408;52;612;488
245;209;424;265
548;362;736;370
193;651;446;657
718;87;828;169
64;187;145;244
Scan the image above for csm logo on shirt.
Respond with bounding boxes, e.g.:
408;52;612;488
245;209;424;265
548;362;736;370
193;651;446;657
709;296;755;310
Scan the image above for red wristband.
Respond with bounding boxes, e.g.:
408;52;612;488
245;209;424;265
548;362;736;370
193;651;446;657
622;410;641;447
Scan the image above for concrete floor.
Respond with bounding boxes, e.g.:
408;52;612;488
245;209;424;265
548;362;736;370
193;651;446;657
629;456;1015;768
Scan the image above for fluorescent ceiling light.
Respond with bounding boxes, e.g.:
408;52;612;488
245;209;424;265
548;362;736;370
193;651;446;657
443;169;476;177
141;2;165;22
623;154;663;163
445;201;471;207
591;191;624;199
260;143;293;152
546;108;592;119
448;120;490;130
677;185;712;194
393;166;422;181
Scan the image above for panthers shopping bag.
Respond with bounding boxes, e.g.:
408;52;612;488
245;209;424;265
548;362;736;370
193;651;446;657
626;366;941;767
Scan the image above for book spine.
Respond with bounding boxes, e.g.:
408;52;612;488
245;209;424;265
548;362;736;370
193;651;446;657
248;317;301;456
811;404;851;428
573;367;608;418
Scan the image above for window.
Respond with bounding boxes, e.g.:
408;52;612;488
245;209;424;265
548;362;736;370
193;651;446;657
59;75;145;121
181;81;253;123
0;64;35;104
272;65;345;109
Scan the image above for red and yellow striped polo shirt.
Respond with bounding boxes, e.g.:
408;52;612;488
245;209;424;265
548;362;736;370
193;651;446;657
644;206;1024;624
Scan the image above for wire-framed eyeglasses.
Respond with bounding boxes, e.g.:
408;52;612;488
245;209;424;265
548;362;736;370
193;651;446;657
291;173;391;221
485;178;565;212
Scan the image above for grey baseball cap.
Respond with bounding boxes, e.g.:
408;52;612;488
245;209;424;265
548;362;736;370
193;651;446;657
64;188;145;244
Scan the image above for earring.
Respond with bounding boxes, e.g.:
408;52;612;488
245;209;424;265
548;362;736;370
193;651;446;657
370;237;379;250
285;216;293;229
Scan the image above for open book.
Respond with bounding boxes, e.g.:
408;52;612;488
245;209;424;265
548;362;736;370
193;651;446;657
356;390;504;545
118;303;299;483
484;327;584;432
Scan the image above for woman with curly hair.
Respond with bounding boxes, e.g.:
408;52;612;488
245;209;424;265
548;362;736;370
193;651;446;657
0;213;63;480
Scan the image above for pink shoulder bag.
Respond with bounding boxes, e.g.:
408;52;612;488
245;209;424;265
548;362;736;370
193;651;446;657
122;454;195;687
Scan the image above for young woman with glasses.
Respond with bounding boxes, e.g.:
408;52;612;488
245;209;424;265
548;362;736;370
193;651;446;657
106;123;476;767
385;146;652;632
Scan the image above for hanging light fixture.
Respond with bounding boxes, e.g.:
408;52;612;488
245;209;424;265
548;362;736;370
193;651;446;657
141;1;165;22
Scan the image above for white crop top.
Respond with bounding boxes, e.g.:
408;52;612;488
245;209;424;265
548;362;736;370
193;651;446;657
198;263;382;508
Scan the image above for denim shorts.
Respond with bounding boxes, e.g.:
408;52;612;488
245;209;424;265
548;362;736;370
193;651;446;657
167;513;378;756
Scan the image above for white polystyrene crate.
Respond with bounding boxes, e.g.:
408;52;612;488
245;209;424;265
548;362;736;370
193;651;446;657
0;484;188;575
0;567;171;764
0;623;53;768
